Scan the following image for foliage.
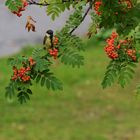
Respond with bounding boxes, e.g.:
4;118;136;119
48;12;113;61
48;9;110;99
43;0;72;20
102;60;137;88
4;0;140;103
61;48;84;68
5;0;22;12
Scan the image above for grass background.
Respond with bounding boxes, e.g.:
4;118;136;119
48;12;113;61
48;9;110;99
1;38;140;140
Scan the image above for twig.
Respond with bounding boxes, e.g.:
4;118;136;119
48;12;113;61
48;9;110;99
27;0;49;6
69;0;94;35
27;0;94;35
27;0;77;6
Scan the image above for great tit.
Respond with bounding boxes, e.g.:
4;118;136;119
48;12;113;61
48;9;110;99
43;30;54;51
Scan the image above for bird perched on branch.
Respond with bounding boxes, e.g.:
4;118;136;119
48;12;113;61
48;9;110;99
43;30;54;51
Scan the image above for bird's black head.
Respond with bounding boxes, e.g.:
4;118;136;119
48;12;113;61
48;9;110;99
46;30;53;36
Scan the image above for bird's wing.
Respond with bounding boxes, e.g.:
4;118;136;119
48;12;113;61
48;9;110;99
43;36;47;45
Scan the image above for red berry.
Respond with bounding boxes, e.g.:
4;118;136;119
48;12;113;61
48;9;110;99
28;57;36;66
17;13;22;17
49;48;58;59
126;49;136;61
94;1;102;15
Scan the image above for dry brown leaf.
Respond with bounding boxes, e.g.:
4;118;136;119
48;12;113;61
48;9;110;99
25;16;36;32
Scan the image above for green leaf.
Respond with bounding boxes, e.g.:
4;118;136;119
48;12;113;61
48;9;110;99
5;81;15;100
102;60;120;89
41;76;46;87
45;0;71;20
5;0;23;12
36;74;41;84
17;90;31;104
61;49;84;68
118;61;136;88
27;89;32;95
34;58;49;71
46;79;51;89
5;0;11;6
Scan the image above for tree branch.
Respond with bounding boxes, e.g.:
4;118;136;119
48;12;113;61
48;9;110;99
27;0;49;6
69;0;94;35
27;0;94;35
27;0;77;6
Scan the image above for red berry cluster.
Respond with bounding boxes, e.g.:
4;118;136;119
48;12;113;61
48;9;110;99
118;0;132;9
48;36;59;59
11;57;36;82
11;66;31;82
125;0;132;9
12;0;28;17
127;49;136;61
118;40;137;61
29;57;36;66
104;31;137;61
94;1;102;15
49;48;58;59
53;36;59;46
104;32;119;59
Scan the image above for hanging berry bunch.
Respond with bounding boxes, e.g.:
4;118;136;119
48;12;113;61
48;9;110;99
49;48;58;59
94;0;102;15
11;57;36;82
119;0;133;9
126;49;137;61
104;31;137;62
104;32;119;59
7;0;28;17
11;66;31;82
48;36;59;59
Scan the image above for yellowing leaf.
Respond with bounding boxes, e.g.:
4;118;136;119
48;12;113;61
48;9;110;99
25;16;36;32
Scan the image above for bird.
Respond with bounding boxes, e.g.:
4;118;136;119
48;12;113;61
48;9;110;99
43;30;54;51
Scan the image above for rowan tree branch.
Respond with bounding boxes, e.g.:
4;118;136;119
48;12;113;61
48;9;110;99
27;0;77;6
27;0;49;6
27;0;94;35
69;0;94;35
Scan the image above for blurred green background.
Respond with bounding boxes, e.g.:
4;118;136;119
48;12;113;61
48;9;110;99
1;37;140;140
